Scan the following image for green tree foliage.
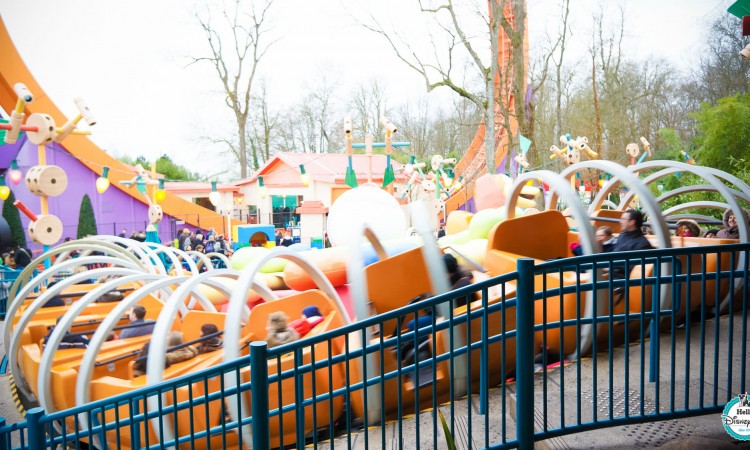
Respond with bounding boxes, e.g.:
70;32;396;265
76;194;98;239
118;154;200;181
2;190;26;247
692;93;750;174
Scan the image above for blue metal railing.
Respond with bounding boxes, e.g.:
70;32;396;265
0;267;22;321
1;243;748;449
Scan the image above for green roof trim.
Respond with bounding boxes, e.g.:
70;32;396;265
728;0;750;18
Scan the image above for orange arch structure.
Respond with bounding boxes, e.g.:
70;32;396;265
445;2;528;215
0;18;238;232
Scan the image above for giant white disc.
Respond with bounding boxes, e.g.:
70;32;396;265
327;185;406;247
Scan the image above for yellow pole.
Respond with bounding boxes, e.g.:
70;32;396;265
38;144;48;215
13;98;25;115
150;160;157;204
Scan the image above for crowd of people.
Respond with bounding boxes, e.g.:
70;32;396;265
176;227;229;255
1;243;32;271
567;207;750;257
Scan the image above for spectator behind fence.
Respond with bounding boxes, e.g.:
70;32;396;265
3;252;17;269
443;253;474;307
73;265;93;284
119;305;155;339
41;281;65;308
265;312;299;348
716;208;750;239
675;219;700;238
610;209;654;280
704;229;720;239
596;226;617;253
44;316;89;346
96;275;125;303
165;331;199;366
132;342;149;377
197;323;223;354
570;226;615;256
13;244;32;269
289;305;325;338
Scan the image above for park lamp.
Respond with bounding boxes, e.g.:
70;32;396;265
96;166;110;194
9;160;22;185
0;177;10;201
299;165;309;186
155;179;167;203
209;180;221;207
258;176;267;198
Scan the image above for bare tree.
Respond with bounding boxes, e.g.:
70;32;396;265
349;78;389;139
247;82;279;170
363;1;498;174
191;0;277;178
688;14;749;105
274;73;341;154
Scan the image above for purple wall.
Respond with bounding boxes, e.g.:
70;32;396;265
3;136;178;254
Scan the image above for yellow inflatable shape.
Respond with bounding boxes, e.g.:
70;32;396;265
260;272;288;290
196;278;261;306
446;210;474;235
439;208;505;245
443;238;488;267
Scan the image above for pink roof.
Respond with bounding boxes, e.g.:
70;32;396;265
235;152;408;186
165;181;238;193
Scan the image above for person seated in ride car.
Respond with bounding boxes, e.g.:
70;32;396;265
289;305;325;337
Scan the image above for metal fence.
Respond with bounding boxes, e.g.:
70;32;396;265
1;243;748;449
0;268;22;321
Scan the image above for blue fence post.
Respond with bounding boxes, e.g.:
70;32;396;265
250;342;270;450
0;417;7;450
294;348;305;450
516;258;536;450
649;261;660;383
131;399;141;450
26;407;45;450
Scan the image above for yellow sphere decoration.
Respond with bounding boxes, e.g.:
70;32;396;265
155;189;167;203
96;167;110;194
95;177;110;194
0;185;9;201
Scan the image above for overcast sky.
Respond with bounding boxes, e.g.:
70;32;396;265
0;0;729;179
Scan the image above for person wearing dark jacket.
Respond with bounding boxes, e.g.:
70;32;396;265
119;305;155;339
610;209;653;280
13;244;32;269
41;281;65;308
596;226;617;253
612;209;653;253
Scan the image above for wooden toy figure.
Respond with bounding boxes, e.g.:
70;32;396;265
0;83;96;247
549;134;598;166
15;200;63;246
514;153;530;176
636;137;652;164
625;143;640;166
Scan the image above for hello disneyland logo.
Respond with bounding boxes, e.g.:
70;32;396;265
722;393;750;440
